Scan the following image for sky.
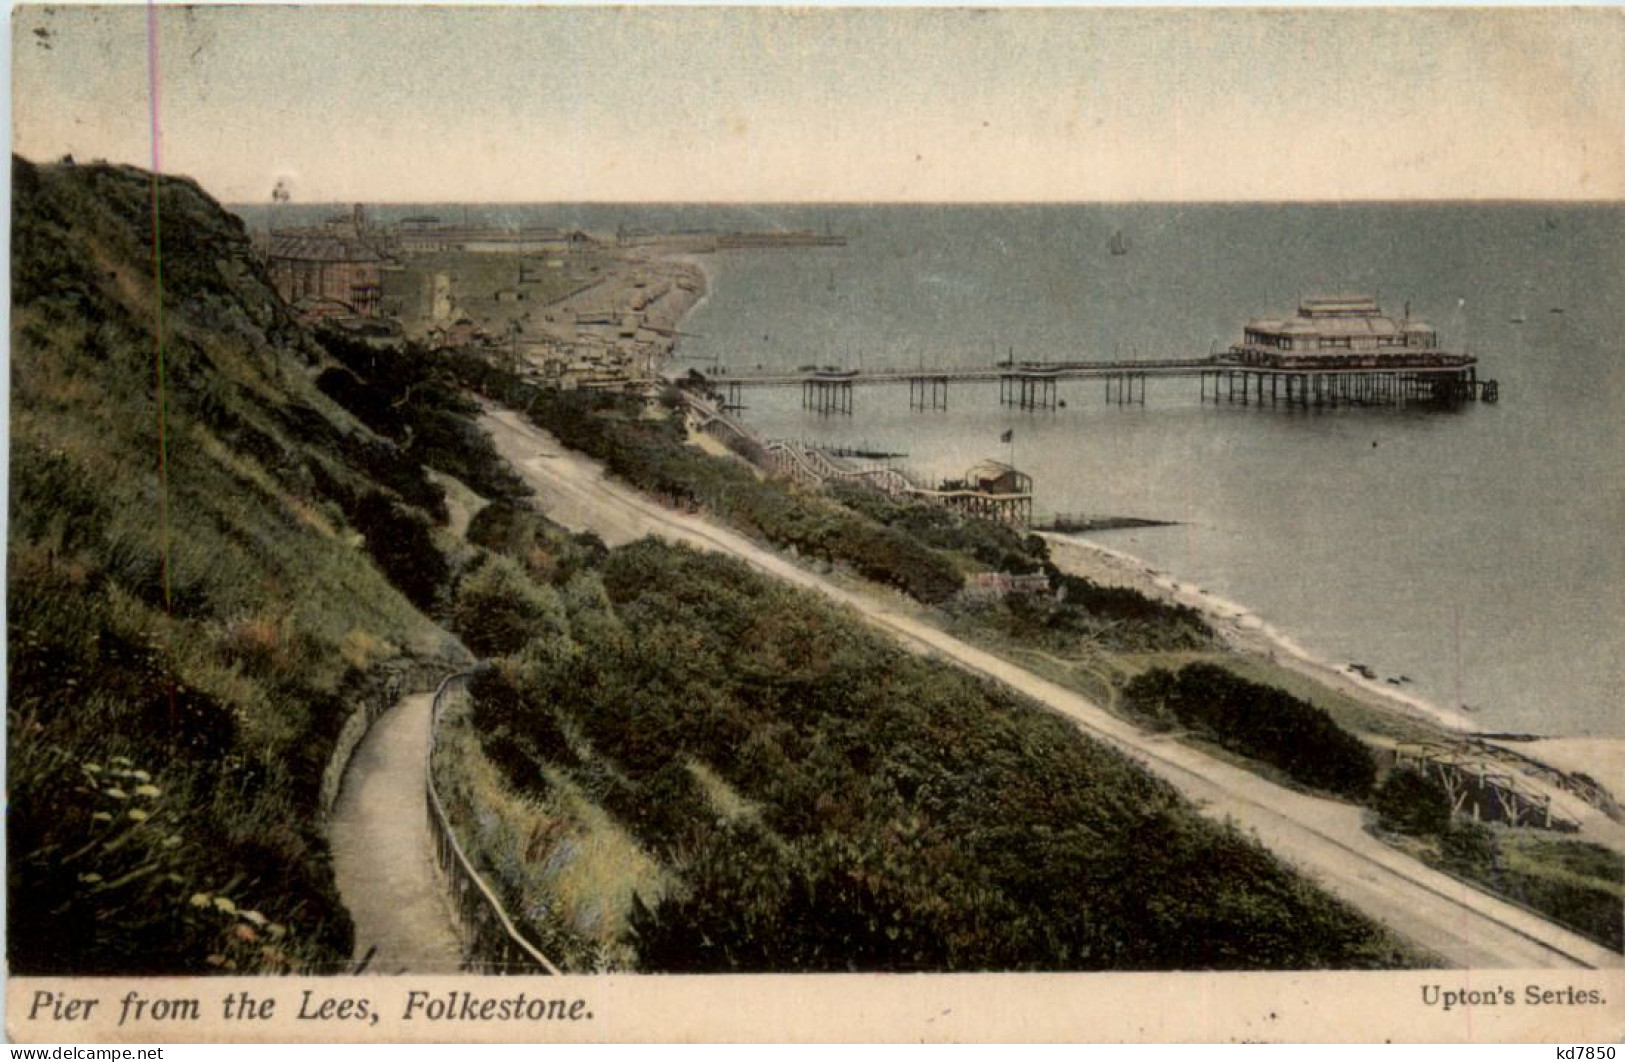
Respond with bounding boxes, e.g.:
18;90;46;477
10;4;1625;204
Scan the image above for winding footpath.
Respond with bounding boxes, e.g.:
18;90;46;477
480;403;1623;971
328;692;465;973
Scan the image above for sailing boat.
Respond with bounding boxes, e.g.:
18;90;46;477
1108;229;1132;256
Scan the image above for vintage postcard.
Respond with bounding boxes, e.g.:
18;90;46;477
6;3;1624;1044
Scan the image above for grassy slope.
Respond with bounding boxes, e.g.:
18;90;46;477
447;502;1421;971
8;157;465;974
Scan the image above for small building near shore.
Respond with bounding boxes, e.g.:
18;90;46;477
964;460;1033;497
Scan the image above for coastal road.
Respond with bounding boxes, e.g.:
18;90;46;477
328;692;465;973
480;404;1623;970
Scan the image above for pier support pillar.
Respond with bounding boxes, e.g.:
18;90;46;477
909;375;948;411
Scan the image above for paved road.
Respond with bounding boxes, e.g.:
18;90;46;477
328;692;465;973
481;404;1623;970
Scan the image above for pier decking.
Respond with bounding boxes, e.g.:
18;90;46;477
704;356;1497;414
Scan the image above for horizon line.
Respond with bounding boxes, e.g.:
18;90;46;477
220;197;1625;208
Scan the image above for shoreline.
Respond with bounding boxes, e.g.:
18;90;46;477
1041;532;1625;822
1041;531;1477;735
649;255;1522;738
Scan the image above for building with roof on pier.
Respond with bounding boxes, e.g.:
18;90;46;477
1208;295;1497;407
1228;296;1466;369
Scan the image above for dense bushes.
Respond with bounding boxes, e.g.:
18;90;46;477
466;538;1411;971
315;328;528;503
452;554;567;657
1481;840;1624;951
352;492;449;612
830;483;1048;574
1122;664;1377;799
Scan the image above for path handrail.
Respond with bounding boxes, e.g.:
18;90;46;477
425;671;563;975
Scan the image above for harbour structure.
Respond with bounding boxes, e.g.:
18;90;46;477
395;223;595;256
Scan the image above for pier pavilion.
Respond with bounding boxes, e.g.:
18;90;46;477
1214;295;1497;407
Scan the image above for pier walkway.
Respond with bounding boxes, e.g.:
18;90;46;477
709;358;1216;388
703;356;1498;413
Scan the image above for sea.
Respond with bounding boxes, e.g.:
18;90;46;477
241;202;1625;738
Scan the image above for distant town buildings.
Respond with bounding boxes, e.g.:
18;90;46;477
267;233;385;319
265;205;390;320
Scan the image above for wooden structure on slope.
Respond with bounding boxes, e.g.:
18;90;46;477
690;395;1034;528
1392;742;1580;832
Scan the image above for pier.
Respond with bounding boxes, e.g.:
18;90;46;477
800;369;856;415
1200;366;1498;408
706;356;1497;415
909;373;950;411
703;297;1501;416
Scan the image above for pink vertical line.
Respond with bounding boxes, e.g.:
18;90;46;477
146;1;178;731
147;1;163;176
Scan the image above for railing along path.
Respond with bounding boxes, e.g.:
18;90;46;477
426;671;562;975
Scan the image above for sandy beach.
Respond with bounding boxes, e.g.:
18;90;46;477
1041;531;1625;829
1042;533;1479;732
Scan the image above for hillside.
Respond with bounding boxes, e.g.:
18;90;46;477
436;524;1418;970
7;156;474;974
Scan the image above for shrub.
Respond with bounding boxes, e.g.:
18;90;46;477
452;553;567;658
1121;664;1376;799
1373;768;1453;837
508;541;1409;971
1439;821;1498;875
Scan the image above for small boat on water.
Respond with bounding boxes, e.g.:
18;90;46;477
1108;229;1131;256
1509;315;1526;324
